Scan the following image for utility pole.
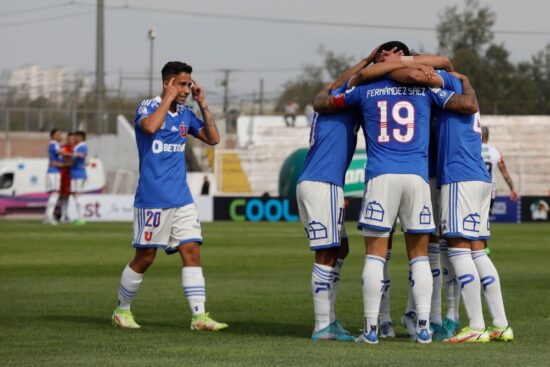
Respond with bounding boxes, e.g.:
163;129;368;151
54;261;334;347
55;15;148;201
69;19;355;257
220;69;231;114
95;0;105;134
259;78;264;115
148;28;156;97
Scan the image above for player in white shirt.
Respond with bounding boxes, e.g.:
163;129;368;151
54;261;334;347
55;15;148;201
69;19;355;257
481;126;518;253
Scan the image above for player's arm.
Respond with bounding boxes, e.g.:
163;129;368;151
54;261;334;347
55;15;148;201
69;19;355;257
192;79;220;146
139;78;178;134
403;54;453;72
348;61;435;87
443;72;479;114
497;156;518;201
388;67;443;88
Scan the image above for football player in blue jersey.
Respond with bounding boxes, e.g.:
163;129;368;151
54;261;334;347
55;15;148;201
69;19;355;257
112;61;227;332
314;41;478;344
71;131;88;225
432;71;513;343
44;128;64;225
298;47;431;342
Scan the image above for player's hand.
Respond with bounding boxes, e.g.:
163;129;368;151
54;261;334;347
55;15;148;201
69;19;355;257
403;61;435;79
380;47;404;63
365;45;380;64
191;78;206;106
165;77;178;101
510;191;519;201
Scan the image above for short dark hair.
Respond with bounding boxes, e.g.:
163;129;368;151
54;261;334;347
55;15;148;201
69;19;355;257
375;41;411;61
161;61;193;80
67;131;75;137
76;130;86;140
50;128;59;138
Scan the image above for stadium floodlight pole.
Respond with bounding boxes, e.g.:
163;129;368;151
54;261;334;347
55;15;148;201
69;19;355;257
95;0;105;134
221;69;231;114
259;78;264;115
148;28;156;97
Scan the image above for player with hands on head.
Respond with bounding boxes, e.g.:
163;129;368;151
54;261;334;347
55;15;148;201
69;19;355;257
112;61;225;332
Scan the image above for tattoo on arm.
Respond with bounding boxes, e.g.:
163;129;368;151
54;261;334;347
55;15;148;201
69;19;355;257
313;88;338;114
499;162;515;191
199;105;220;145
445;77;479;114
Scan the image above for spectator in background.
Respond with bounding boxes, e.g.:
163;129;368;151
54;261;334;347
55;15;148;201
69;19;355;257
59;132;76;223
284;100;299;127
304;103;315;126
201;175;210;195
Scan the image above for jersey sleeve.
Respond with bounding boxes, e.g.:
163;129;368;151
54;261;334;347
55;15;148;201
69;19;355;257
188;109;205;137
428;87;455;109
332;85;362;110
134;102;153;129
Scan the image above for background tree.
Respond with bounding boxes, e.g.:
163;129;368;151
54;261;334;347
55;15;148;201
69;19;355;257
276;48;352;112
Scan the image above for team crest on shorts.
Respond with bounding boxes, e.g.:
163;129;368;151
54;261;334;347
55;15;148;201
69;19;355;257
144;231;153;241
180;125;187;138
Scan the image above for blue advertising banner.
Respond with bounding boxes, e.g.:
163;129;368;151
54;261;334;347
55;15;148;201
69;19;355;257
490;196;520;223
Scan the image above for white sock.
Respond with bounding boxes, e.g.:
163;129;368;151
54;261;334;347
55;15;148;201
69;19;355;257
45;192;59;220
379;250;392;323
330;258;344;324
182;267;206;316
362;255;386;334
409;256;433;331
428;243;442;325
117;264;143;310
312;263;333;331
448;248;484;330
441;241;460;322
60;197;69;221
73;194;82;220
472;250;509;328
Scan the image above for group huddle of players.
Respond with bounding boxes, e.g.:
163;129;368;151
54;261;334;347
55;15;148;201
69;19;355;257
44;129;88;225
296;41;514;344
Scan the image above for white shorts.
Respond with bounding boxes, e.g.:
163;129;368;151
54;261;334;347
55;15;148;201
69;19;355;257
358;174;435;236
430;177;441;235
440;181;491;240
132;204;203;254
46;172;60;192
297;181;346;250
71;179;86;193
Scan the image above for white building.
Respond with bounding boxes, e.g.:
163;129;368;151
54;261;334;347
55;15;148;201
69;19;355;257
0;65;91;104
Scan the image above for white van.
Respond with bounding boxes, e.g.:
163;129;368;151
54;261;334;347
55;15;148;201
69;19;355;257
0;158;105;215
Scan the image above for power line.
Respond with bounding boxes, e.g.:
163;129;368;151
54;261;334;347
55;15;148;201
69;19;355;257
0;10;94;29
71;1;550;36
0;2;72;17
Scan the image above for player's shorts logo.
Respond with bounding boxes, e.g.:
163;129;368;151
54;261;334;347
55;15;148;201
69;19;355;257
144;232;153;241
306;221;328;240
365;201;384;222
463;213;481;232
180;125;187;138
419;206;432;225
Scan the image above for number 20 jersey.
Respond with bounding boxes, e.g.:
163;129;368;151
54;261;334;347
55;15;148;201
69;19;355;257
336;78;453;182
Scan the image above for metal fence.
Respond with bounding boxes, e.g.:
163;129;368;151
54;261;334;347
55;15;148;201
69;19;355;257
0;107;132;134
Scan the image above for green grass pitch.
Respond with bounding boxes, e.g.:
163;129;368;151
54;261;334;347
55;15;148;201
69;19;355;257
1;221;549;366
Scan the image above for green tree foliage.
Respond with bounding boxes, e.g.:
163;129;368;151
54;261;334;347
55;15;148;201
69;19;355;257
437;0;549;114
275;48;352;112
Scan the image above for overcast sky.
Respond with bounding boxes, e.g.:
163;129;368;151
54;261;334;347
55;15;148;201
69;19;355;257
2;0;549;104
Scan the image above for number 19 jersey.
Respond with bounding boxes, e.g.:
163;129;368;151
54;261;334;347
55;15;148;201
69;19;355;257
336;79;453;182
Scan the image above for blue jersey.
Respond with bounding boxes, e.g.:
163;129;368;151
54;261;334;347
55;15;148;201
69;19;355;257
338;79;453;182
298;84;362;187
428;114;438;179
47;140;62;173
134;96;205;209
71;142;88;179
435;71;491;186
